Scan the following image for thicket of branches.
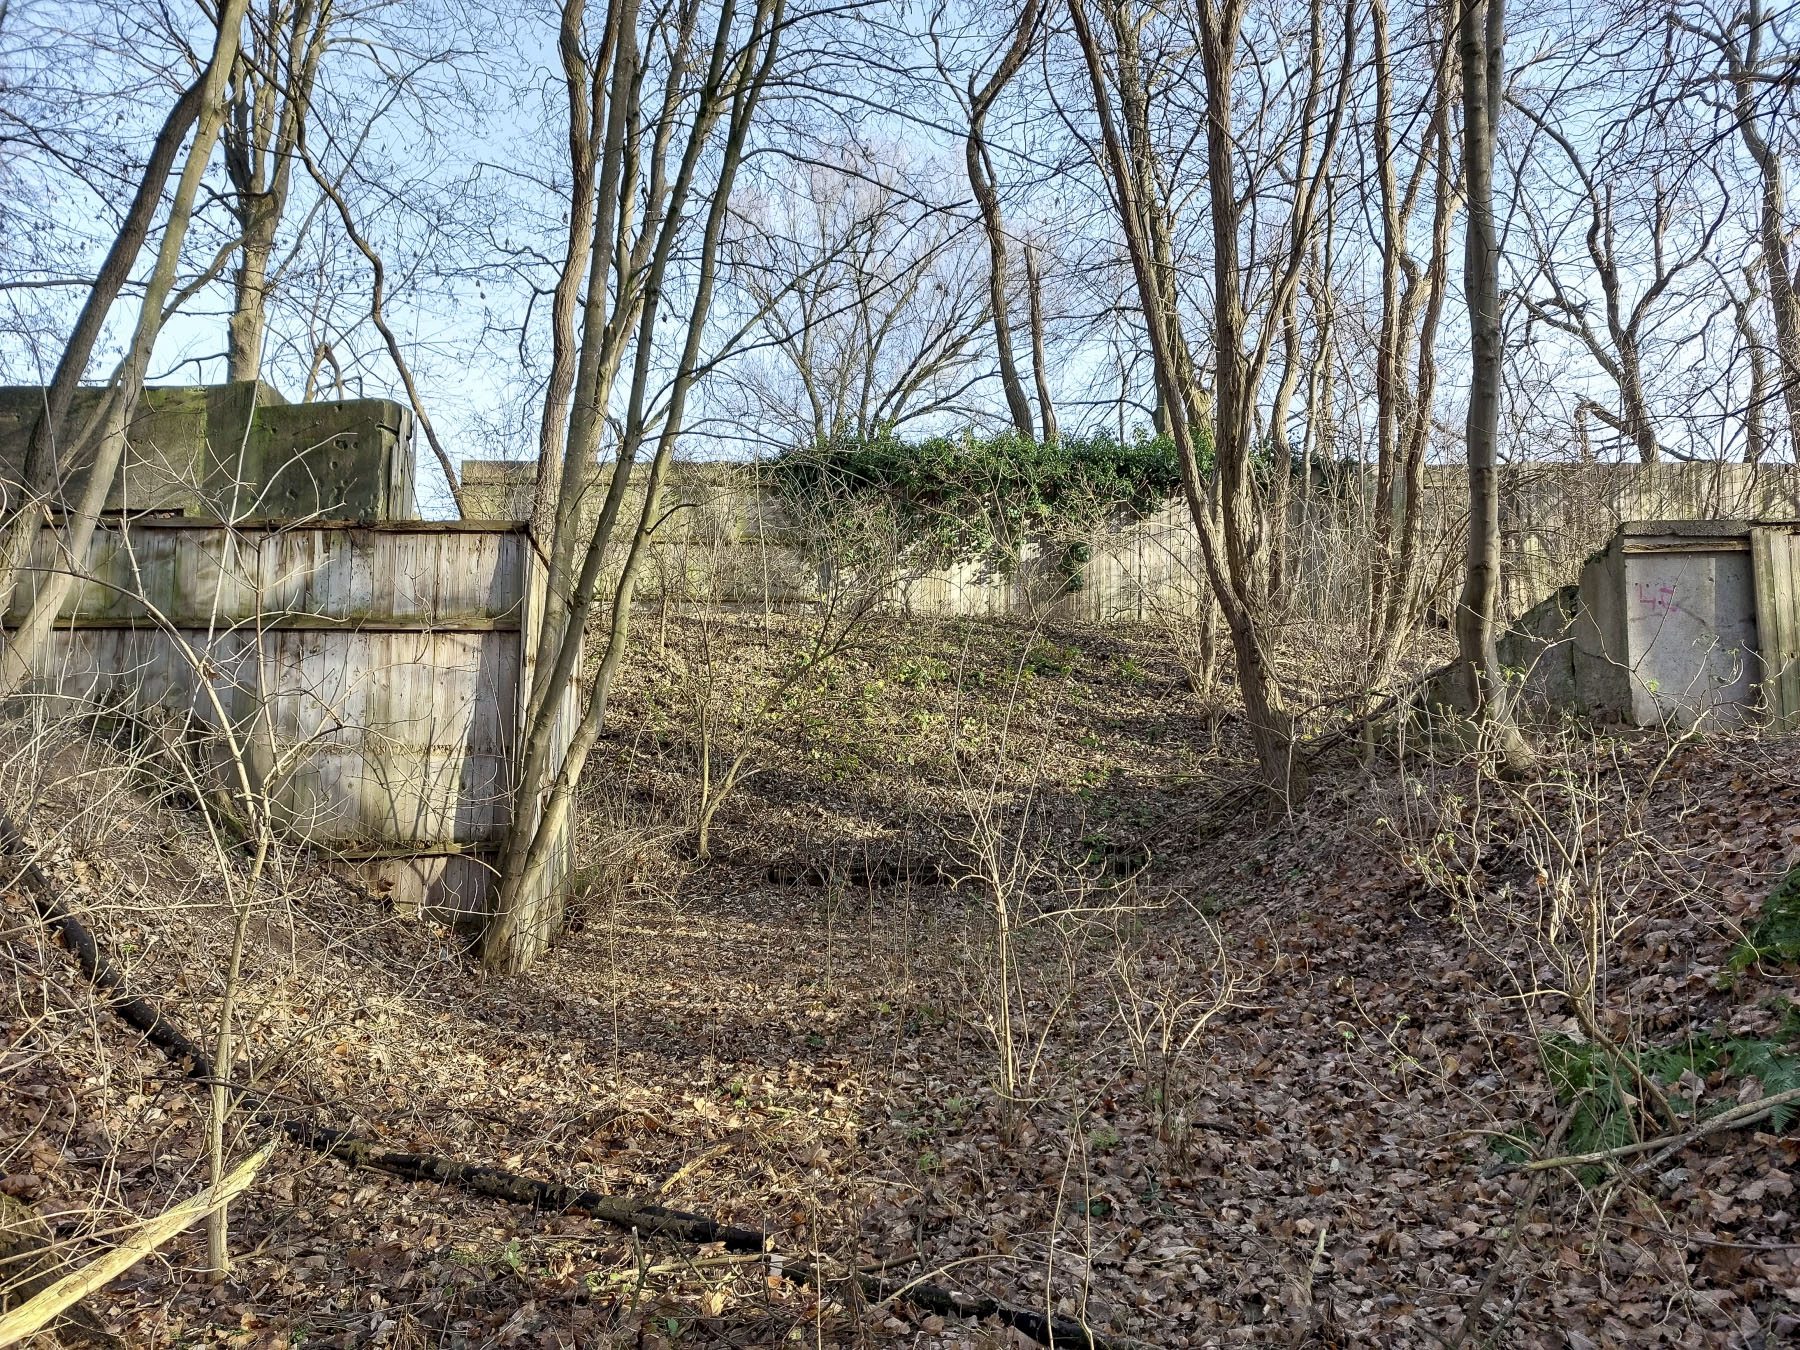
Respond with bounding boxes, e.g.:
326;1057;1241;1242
2;0;1798;961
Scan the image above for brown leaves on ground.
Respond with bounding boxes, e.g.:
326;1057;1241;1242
1;615;1798;1347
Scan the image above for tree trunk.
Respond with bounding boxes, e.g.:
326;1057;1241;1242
223;0;329;383
528;0;621;548
1734;277;1771;464
1370;0;1457;674
960;1;1042;440
486;0;783;972
1024;241;1058;442
226;209;276;381
1453;0;1528;767
1067;0;1353;803
1726;0;1800;458
0;0;250;698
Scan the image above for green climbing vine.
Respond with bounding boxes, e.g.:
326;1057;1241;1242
768;430;1199;587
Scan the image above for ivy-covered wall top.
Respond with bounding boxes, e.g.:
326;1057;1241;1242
768;430;1201;575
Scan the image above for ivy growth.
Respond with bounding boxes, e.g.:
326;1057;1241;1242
1728;861;1800;971
769;430;1197;586
1491;1023;1800;1184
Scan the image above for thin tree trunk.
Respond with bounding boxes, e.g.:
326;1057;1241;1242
1265;294;1302;605
1727;0;1800;457
1453;0;1528;766
535;0;650;680
1368;0;1403;657
959;0;1042;439
485;0;782;972
0;0;250;700
1024;241;1058;442
1371;1;1457;672
1734;275;1771;464
528;0;622;547
224;0;329;383
1385;101;1455;652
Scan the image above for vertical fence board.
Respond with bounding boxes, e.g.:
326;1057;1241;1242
1754;527;1800;729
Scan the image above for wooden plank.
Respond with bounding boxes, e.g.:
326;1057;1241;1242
1752;527;1800;729
7;523;529;628
1787;532;1800;729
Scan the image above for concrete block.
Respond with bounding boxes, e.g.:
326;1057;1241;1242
1499;584;1579;708
0;382;414;521
1574;521;1766;728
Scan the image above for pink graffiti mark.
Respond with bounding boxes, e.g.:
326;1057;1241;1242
1634;581;1678;615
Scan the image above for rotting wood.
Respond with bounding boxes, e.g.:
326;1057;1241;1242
0;818;1143;1350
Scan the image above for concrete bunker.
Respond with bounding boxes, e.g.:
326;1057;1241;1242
1500;519;1800;729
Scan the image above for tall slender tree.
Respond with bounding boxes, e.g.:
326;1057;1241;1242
1453;0;1529;766
485;0;787;972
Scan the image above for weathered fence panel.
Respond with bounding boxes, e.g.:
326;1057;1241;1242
8;519;571;923
1753;526;1800;730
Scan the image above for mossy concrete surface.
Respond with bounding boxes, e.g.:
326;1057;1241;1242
0;381;415;521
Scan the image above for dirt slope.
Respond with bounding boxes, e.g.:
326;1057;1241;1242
3;616;1798;1348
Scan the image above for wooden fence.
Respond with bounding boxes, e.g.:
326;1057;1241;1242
7;518;573;923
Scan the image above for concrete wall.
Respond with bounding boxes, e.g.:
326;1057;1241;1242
465;457;1800;624
1497;584;1580;707
1479;520;1777;729
1572;522;1764;729
0;382;416;521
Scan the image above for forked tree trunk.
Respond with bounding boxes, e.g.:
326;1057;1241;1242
1068;0;1351;803
223;0;330;383
485;0;782;972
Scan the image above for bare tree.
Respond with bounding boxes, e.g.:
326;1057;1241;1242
935;0;1043;438
1068;0;1354;800
1366;0;1458;676
718;153;991;452
0;0;252;696
222;0;332;381
1508;93;1728;465
484;0;788;971
1674;0;1800;459
1453;0;1529;765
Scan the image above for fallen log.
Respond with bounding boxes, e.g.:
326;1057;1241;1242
0;817;1143;1350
